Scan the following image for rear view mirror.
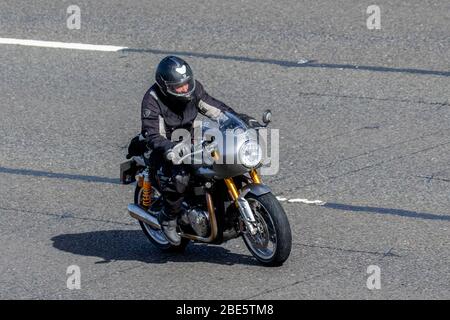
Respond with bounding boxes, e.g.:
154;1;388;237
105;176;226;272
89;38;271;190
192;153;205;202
262;110;272;125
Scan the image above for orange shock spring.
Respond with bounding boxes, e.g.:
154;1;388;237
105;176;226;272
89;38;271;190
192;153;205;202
142;170;152;207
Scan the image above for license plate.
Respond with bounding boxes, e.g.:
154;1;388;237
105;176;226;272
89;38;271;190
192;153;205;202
120;160;138;184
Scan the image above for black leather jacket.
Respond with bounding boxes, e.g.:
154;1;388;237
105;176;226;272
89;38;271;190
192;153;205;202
141;80;237;154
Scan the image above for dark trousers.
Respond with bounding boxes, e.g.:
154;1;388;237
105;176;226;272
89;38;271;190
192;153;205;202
150;151;190;218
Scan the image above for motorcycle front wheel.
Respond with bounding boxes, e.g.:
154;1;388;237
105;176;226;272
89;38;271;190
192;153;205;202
242;192;292;266
134;185;190;253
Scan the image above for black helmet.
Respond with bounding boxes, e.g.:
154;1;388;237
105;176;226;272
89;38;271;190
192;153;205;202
155;56;196;102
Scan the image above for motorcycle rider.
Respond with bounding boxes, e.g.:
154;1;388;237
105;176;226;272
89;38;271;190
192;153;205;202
139;56;257;245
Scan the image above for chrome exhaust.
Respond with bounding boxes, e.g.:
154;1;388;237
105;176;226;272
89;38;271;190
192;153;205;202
127;204;161;230
128;193;218;243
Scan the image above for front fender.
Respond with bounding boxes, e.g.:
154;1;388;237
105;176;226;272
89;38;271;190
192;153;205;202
239;183;272;198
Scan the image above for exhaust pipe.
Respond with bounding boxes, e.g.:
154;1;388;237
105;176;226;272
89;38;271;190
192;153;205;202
127;204;161;230
128;192;218;243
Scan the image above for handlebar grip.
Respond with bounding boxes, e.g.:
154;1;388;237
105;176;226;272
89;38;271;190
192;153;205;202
165;150;175;161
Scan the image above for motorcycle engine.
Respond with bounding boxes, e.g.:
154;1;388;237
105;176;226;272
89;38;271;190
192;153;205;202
181;207;210;237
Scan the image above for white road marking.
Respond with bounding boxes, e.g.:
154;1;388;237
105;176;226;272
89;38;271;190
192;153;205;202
288;198;326;205
0;37;128;52
276;196;326;206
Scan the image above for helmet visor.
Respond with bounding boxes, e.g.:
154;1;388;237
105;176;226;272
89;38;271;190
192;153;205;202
166;77;196;98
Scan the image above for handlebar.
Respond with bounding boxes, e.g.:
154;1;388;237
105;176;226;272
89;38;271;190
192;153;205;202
166;141;218;165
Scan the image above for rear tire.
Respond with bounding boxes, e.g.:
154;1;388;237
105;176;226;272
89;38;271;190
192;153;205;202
242;192;292;266
134;185;190;253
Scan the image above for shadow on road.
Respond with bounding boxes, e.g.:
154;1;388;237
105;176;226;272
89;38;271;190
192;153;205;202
0;166;120;185
323;202;450;221
51;229;260;266
121;48;450;77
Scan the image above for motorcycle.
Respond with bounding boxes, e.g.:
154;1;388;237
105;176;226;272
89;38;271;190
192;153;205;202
120;110;292;266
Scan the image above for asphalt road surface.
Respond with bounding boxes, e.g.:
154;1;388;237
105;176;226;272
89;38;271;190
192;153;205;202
0;0;449;299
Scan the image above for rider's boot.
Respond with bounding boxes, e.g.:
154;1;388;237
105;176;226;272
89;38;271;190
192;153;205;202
157;210;181;246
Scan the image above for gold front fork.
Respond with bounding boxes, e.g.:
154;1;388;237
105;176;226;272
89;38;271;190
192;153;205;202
224;170;262;201
224;178;239;205
224;176;259;235
249;169;262;184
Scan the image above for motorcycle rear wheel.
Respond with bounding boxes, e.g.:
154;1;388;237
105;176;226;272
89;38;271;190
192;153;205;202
134;185;190;253
242;192;292;266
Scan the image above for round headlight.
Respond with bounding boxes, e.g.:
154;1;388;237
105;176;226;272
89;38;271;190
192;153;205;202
239;140;262;168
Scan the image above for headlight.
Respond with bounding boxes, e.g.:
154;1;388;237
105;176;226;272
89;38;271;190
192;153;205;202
239;140;262;168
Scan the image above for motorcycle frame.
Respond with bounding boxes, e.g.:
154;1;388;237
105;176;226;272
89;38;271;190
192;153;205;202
178;169;264;244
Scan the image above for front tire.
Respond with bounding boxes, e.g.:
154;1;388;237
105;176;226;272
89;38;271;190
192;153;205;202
242;192;292;266
134;185;190;253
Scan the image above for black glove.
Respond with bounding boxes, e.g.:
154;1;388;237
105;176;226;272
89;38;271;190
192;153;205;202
126;134;148;159
237;113;263;128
